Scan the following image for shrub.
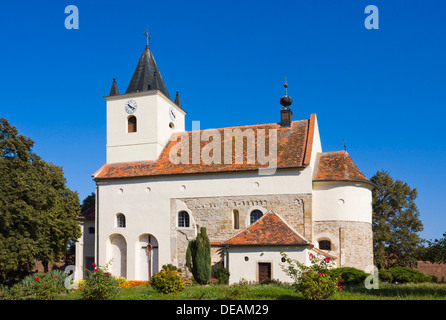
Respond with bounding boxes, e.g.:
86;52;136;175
150;269;185;294
330;267;370;287
379;267;433;284
20;271;68;300
186;227;211;284
0;283;24;300
162;264;182;272
281;251;343;300
81;263;120;300
212;265;230;285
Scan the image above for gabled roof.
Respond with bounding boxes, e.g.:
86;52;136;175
125;46;170;99
93;116;316;179
313;151;372;185
221;211;311;246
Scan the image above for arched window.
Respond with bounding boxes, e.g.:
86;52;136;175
233;210;240;229
250;210;263;224
178;211;190;228
128;116;137;133
319;240;331;250
117;214;126;228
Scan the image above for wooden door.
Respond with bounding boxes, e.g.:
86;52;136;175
258;263;271;283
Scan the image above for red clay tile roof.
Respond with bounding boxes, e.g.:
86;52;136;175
313;151;371;185
221;211;310;246
93;116;316;179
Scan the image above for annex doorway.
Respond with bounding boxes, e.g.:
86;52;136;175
258;262;271;283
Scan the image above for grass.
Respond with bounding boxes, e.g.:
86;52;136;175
56;282;446;300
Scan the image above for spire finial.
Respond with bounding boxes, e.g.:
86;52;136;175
144;29;151;48
280;78;293;109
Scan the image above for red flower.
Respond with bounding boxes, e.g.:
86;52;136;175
338;279;342;282
92;262;96;267
318;272;324;277
324;257;331;263
36;277;40;281
105;272;110;276
309;253;314;260
94;268;98;272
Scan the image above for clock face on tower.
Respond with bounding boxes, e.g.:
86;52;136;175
125;100;137;114
169;107;176;121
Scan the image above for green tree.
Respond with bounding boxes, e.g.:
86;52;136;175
420;233;446;264
186;227;211;284
0;118;81;284
371;171;423;269
80;192;95;212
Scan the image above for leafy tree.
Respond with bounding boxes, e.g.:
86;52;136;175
186;227;211;284
371;171;423;269
80;192;95;212
420;233;446;264
0;118;81;284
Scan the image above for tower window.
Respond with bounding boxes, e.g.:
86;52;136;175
117;214;126;228
250;210;263;224
178;211;190;228
128;116;137;133
319;240;331;250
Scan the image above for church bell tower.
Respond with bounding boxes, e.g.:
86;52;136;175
104;36;186;164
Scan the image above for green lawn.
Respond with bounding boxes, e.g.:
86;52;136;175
57;282;446;300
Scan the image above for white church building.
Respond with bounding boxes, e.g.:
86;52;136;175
75;42;374;284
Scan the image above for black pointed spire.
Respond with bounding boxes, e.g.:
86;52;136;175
125;46;170;98
174;91;182;109
109;78;119;96
280;79;293;127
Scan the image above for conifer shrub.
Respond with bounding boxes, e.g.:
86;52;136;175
186;227;211;284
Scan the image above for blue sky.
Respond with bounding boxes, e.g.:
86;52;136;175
0;1;445;241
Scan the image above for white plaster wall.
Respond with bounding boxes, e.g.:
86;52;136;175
96;168;312;280
312;181;373;223
74;220;95;280
308;114;322;171
105;91;185;163
226;246;310;284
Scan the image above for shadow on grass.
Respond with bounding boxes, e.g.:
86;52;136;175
343;283;446;299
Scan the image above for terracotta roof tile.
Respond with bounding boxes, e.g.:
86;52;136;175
94;118;314;179
313;151;371;184
221;211;310;246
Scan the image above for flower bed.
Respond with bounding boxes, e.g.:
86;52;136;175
119;280;150;288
